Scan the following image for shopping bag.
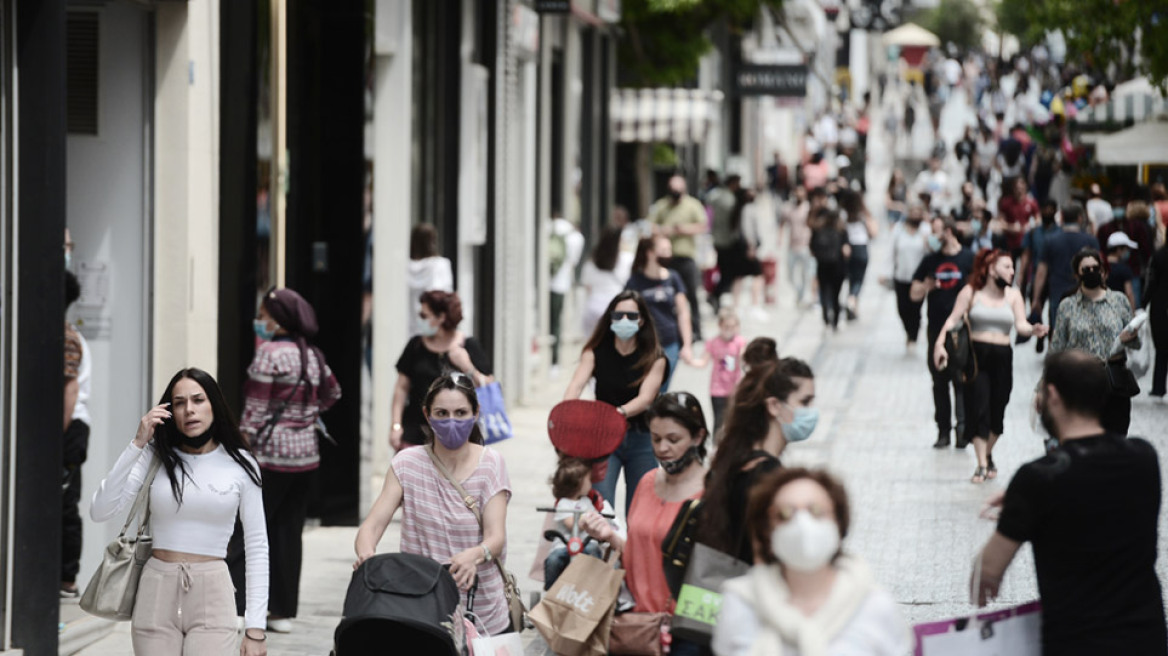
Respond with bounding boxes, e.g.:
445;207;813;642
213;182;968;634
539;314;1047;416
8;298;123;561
476;381;514;444
609;611;669;655
528;554;623;656
913;601;1042;656
470;632;525;656
670;543;749;646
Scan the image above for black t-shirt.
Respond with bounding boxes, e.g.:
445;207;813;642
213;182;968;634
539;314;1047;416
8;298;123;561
912;248;974;333
997;434;1167;654
727;451;781;563
1042;231;1099;301
591;335;666;431
395;335;492;445
625;270;687;346
1107;259;1134;295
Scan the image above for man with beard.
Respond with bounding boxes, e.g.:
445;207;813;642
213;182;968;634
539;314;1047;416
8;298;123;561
975;350;1167;655
649;174;707;341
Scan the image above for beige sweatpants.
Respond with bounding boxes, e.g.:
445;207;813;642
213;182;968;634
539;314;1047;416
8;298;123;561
131;558;240;655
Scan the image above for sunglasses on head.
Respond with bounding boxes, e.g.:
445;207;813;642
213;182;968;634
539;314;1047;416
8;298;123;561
611;311;640;321
447;372;474;388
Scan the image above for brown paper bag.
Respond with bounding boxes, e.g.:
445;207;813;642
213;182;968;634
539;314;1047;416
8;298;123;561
528;553;624;656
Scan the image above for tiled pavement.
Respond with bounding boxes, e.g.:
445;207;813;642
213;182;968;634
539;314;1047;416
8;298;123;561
80;236;1168;654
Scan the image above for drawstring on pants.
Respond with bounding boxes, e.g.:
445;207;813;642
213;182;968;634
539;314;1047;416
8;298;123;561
176;561;192;618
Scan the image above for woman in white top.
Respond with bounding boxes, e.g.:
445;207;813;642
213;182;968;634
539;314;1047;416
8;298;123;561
889;203;930;347
841;190;877;322
580;225;635;337
712;468;910;656
408;224;454;336
90;368;268;655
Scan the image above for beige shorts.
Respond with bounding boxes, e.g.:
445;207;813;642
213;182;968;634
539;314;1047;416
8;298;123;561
131;558;239;655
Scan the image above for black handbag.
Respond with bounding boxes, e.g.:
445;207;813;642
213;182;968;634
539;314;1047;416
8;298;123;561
1107;357;1141;398
946;316;979;383
661;499;703;600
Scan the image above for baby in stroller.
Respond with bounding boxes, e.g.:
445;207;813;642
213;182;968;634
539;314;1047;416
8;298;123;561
543;457;624;590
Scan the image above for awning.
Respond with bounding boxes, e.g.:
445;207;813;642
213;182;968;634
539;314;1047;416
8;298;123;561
1076;77;1168;124
881;23;940;48
610;88;725;144
1092;115;1168;165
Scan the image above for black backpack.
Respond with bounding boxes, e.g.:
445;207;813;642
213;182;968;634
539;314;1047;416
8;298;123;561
811;228;844;264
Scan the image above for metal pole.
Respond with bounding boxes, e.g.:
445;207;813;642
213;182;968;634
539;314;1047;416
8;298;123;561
270;0;287;287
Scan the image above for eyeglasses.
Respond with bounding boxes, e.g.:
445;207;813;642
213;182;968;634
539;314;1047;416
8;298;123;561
1079;265;1101;275
611;311;640;321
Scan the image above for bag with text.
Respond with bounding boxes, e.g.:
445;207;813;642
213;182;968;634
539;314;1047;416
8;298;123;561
528;553;623;656
913;601;1041;656
476;381;515;444
670;542;749;646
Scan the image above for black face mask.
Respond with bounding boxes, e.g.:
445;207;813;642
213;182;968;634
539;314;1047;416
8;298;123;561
669;191;682;201
1081;271;1104;289
1041;213;1056;226
178;427;214;450
993;276;1010;289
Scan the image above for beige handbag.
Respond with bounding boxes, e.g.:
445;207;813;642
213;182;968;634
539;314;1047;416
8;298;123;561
80;456;162;621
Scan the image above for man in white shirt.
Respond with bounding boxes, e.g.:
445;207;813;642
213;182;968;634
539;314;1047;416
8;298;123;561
912;156;952;215
1086;183;1114;232
549;211;585;376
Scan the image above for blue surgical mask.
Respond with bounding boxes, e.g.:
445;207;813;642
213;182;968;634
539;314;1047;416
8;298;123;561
611;318;640;340
419;321;439;338
253;319;276;341
927;235;943;251
970;219;983;236
65;252;72;270
781;405;819;443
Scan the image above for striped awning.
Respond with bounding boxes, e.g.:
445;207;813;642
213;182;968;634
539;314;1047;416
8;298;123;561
1076;78;1168;124
610;88;725;143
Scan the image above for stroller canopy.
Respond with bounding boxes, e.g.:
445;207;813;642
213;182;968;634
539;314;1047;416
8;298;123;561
335;553;464;656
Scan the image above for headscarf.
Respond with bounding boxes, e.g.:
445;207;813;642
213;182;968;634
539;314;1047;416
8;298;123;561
261;288;332;396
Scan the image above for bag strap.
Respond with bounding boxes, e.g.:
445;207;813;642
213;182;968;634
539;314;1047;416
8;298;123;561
424;445;514;587
120;455;162;538
255;370;308;447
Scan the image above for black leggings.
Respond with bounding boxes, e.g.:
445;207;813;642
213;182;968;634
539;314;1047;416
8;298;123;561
966;342;1013;440
816;261;846;327
894;281;923;342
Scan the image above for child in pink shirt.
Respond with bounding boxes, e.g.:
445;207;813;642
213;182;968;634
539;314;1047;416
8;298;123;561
695;309;746;441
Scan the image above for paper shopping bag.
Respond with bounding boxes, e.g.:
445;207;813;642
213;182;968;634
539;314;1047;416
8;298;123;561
914;601;1042;656
470;632;525;656
528;554;624;656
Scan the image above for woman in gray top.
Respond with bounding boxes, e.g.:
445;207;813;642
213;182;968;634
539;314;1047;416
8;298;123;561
935;249;1048;483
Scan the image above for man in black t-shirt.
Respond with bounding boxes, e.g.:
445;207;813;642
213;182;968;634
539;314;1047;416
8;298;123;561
911;216;974;448
977;350;1167;655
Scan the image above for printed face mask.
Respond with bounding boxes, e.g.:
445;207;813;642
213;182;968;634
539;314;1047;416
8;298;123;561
253;319;276;341
611;318;640;340
781;405;819;443
770;510;840;572
429;417;476;450
658;445;700;475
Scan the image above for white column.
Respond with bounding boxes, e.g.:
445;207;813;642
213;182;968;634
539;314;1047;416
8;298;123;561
152;0;220;393
371;0;412;482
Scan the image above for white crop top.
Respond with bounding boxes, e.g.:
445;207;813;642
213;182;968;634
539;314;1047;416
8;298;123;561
91;442;269;629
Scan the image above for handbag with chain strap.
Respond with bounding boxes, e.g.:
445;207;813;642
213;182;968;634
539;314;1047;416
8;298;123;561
424;445;526;632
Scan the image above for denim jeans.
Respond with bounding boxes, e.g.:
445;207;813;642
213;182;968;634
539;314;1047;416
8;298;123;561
594;427;657;516
662;341;680;392
543;542;603;590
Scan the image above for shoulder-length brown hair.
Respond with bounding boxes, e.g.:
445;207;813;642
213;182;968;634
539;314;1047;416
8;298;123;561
970;248;1008;291
747;467;850;566
581;290;663;388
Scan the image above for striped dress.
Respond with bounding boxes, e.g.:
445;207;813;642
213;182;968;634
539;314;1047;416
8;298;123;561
392;446;512;634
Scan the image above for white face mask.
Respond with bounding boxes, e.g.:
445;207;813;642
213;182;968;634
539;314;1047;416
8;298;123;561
770;510;840;573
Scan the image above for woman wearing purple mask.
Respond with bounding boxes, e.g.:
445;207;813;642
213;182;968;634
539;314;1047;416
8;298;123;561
354;373;514;634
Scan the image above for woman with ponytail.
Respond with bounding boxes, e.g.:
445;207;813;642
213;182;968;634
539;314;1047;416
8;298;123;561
934;250;1046;483
240;288;341;633
698;357;817;564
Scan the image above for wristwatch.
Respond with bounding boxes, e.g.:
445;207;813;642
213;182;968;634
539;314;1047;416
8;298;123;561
392;422;402;431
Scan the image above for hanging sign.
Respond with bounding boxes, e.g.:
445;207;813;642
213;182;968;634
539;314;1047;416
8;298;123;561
736;64;808;97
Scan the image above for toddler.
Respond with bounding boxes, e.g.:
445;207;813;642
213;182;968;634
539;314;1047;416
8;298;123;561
543;458;623;590
694;308;747;440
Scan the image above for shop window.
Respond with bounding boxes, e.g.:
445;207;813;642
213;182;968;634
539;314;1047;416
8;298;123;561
66;12;99;135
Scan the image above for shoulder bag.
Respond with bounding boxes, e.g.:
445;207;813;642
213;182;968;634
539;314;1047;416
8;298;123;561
425;446;526;633
80;455;162;621
946;315;979;383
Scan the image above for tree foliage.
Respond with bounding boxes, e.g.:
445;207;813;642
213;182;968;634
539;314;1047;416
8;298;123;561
992;0;1042;50
1008;0;1168;89
910;0;986;54
617;0;783;87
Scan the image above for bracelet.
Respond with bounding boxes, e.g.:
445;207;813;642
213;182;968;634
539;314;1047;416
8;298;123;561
392;422;402;431
616;406;627;417
245;629;266;642
481;543;493;562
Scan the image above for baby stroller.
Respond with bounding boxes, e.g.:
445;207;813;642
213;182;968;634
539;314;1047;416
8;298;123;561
333;553;467;656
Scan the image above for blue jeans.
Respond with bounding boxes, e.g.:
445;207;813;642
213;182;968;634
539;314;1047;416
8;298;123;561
543;542;602;590
847;244;869;298
594;427;657;516
669;635;708;656
662;342;680;392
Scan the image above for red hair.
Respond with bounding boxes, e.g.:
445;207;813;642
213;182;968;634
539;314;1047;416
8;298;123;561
970;248;1008;291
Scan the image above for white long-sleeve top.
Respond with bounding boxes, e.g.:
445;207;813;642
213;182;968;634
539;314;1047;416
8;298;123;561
91;441;269;629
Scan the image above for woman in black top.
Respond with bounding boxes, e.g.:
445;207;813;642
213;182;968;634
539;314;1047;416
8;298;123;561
699;357;816;563
625;235;693;391
809;209;850;330
1145;244;1168;398
391;290;492;449
564;290;668;513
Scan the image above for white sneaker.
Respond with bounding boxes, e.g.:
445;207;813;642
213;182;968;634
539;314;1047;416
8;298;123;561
267;618;293;633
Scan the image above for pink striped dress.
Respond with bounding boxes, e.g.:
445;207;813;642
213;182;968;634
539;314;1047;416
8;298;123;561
392;446;513;634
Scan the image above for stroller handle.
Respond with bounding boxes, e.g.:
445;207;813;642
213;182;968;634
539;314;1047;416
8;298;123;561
536;506;616;519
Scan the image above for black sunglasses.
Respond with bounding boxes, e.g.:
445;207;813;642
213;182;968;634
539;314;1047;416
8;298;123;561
1079;265;1101;275
611;311;640;321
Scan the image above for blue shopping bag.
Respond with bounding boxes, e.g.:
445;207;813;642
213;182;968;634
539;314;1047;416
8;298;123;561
476;381;514;444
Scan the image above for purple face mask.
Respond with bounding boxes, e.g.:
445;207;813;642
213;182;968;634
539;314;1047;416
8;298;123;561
429;417;476;450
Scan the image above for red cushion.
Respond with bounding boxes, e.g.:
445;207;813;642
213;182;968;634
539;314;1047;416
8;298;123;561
547;400;627;460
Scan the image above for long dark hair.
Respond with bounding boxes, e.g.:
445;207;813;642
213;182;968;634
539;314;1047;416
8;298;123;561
592;226;623;272
632;236;664;274
154;368;262;504
646;392;709;461
700;358;812;553
420;372;485;446
581;290;664;388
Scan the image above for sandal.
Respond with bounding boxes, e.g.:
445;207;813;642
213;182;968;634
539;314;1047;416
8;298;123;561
986;456;997;480
971;467;987;484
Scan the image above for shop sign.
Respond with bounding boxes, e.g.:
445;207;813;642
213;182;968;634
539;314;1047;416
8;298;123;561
736;64;808;97
535;0;571;13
